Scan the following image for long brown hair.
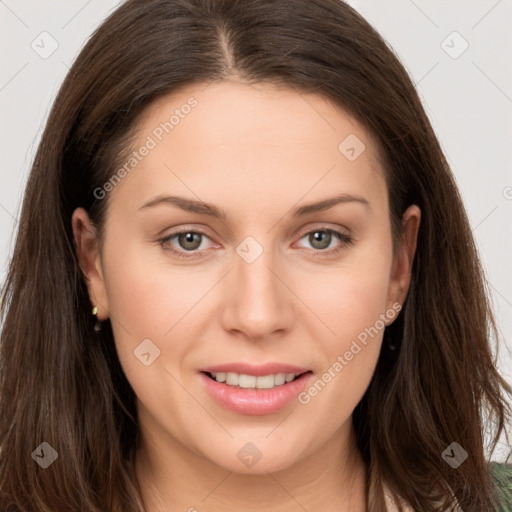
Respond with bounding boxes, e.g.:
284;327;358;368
1;1;510;510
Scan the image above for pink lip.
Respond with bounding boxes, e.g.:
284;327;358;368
199;370;313;416
199;362;310;376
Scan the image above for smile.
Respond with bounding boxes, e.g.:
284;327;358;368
206;371;305;389
199;366;314;415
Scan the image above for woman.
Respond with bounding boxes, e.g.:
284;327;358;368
0;1;510;510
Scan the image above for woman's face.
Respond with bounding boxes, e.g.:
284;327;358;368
73;80;419;475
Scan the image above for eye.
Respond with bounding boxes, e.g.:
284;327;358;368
157;226;353;259
295;227;353;256
158;230;214;258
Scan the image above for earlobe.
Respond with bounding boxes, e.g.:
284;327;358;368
386;205;421;313
71;207;110;321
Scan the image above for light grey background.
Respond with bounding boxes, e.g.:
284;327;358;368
1;0;511;460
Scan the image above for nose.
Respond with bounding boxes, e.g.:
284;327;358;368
220;237;295;342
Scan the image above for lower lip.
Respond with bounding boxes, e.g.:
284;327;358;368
199;371;313;415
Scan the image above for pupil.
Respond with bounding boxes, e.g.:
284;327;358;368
180;232;201;250
312;231;330;249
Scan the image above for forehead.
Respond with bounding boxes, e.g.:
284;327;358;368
108;80;387;218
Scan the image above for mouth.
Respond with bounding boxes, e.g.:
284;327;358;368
202;370;310;390
198;367;314;415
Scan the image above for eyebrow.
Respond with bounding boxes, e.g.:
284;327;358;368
138;193;370;219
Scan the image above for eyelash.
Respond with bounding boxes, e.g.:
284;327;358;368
157;227;354;259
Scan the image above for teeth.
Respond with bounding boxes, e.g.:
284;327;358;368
256;375;274;388
226;372;238;386
274;373;286;386
209;371;301;389
238;374;256;388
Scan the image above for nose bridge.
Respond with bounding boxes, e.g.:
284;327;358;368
223;233;292;337
236;233;283;306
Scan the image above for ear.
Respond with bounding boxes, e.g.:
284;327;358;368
72;207;109;321
386;205;421;317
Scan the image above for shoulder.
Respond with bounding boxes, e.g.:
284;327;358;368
382;482;463;512
382;482;416;512
383;464;512;511
382;484;412;511
489;462;512;511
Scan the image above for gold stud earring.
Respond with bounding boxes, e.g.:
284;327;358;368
92;305;101;332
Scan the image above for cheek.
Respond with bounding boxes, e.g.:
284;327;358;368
295;236;393;415
102;231;207;338
296;289;388;432
306;238;394;348
100;241;197;394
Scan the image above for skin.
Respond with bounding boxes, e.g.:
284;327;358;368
73;80;420;512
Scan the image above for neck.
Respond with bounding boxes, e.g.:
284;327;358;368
135;420;368;512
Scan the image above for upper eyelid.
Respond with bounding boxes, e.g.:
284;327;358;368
160;224;351;249
161;222;350;238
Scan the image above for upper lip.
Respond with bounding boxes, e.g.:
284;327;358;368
199;362;311;376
